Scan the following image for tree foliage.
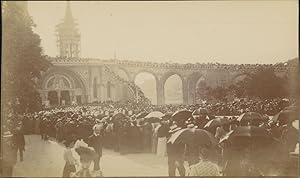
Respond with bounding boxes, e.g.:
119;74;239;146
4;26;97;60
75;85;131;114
243;67;289;99
2;2;51;113
206;86;228;102
203;66;290;101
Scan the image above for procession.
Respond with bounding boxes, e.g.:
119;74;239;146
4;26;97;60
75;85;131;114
3;98;299;177
2;1;299;177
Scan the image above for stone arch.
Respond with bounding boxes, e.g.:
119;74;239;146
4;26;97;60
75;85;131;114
45;74;73;90
133;69;159;83
134;71;158;104
117;67;130;81
186;72;208;104
161;71;184;85
41;67;87;93
195;76;208;103
231;72;251;85
163;73;184;104
39;67;87;105
187;72;207;86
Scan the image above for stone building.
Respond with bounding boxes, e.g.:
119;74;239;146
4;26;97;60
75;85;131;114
37;2;295;106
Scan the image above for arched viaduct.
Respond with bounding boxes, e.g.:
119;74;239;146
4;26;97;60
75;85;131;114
38;57;292;106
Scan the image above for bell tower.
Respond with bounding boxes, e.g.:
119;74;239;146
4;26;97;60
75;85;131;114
56;1;81;58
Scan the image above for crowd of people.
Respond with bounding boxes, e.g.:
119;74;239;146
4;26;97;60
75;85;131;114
205;98;290;116
2;98;299;177
52;56;297;72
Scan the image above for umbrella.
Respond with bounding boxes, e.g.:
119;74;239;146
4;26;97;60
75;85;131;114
112;113;126;120
145;111;164;119
145;117;161;123
220;126;274;147
229;126;272;138
192;108;209;116
162;112;173;120
204;117;230;129
96;114;106;120
136;112;149;120
171;110;192;123
237;112;263;122
272;110;297;123
168;128;218;147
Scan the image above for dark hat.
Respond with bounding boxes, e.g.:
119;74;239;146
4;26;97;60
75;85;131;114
171;110;192;123
192;108;209;116
162;112;173;120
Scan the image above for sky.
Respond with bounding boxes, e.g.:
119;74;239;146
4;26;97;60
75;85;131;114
28;1;298;64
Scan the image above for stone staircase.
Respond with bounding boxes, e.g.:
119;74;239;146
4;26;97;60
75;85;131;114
103;65;150;104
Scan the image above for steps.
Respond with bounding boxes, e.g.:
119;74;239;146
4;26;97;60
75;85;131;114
103;66;150;104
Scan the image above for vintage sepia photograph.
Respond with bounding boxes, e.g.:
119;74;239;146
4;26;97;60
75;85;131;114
1;0;299;177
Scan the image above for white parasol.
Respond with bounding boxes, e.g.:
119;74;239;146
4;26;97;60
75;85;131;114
145;111;164;119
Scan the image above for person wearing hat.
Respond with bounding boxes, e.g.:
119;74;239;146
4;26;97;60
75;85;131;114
167;125;186;176
87;123;104;172
12;121;25;162
71;145;102;177
192;108;210;129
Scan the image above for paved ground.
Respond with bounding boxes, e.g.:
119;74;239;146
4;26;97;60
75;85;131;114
13;135;171;177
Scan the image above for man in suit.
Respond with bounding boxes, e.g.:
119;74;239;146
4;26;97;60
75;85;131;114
87;123;104;171
13;129;25;162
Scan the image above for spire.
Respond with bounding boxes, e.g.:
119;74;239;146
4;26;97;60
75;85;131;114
56;0;81;58
64;1;73;24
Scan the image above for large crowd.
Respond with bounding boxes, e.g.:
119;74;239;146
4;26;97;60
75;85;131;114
51;57;298;72
2;98;299;177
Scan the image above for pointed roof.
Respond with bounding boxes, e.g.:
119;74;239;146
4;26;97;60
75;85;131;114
63;1;75;26
56;1;80;34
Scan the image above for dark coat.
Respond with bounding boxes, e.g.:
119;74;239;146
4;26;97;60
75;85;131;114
157;124;169;138
12;133;25;149
88;134;103;157
167;143;185;161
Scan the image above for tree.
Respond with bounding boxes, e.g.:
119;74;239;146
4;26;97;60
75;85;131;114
228;80;246;98
243;67;289;99
206;86;229;102
2;2;51;114
205;66;289;101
